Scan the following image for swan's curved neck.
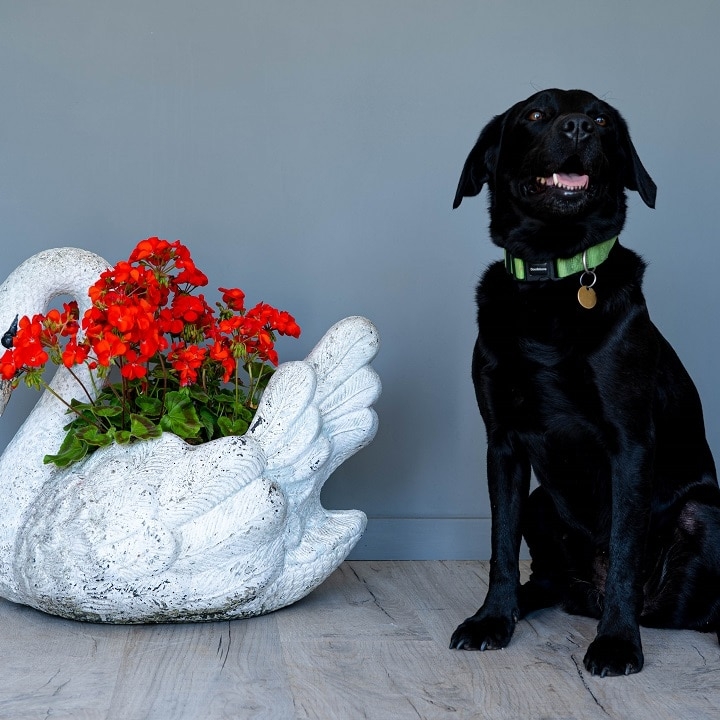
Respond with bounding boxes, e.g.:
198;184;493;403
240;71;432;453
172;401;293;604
0;248;109;577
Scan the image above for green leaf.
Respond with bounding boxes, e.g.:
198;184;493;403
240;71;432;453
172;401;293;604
76;425;114;447
93;405;124;418
233;404;253;423
44;434;89;467
113;429;133;444
130;414;163;440
134;395;163;416
210;389;236;407
159;390;201;439
69;398;94;410
198;406;218;440
217;415;250;437
187;385;212;404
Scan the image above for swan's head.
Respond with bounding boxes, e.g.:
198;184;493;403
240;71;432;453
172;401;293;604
0;247;111;417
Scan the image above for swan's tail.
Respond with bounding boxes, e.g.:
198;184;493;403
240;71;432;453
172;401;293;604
305;315;381;474
248;316;381;485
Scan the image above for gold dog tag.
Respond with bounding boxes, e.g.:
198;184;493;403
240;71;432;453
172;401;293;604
577;286;597;309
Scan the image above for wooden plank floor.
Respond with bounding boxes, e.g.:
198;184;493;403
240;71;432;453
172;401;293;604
0;561;718;719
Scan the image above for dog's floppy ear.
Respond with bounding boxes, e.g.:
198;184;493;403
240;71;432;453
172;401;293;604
453;112;505;209
619;121;657;209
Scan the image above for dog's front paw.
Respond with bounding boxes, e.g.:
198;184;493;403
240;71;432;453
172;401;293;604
583;634;644;677
449;613;516;651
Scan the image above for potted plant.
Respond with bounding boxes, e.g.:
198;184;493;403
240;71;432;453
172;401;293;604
0;239;380;622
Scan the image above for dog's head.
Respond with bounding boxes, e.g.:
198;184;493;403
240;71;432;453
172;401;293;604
453;89;656;258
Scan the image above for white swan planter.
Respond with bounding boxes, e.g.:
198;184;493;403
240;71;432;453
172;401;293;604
0;248;380;622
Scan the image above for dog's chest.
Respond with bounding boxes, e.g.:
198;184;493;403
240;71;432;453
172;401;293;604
476;281;612;434
479;311;615;503
491;337;602;429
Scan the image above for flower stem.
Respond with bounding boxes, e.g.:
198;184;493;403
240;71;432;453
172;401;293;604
39;379;105;431
66;365;95;404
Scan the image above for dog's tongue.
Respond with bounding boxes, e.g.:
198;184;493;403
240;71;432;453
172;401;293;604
547;172;589;189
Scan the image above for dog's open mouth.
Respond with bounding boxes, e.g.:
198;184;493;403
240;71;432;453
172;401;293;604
523;167;596;213
518;154;600;214
535;173;590;192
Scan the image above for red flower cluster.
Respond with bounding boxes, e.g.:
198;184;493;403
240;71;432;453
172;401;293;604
1;236;300;394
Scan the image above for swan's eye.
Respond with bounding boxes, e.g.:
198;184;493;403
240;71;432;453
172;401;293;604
1;315;18;349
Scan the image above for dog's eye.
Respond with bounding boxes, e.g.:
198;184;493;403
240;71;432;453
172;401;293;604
594;115;608;127
527;110;545;122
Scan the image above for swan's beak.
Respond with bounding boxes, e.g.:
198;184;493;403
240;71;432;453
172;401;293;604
0;379;12;416
0;316;18;415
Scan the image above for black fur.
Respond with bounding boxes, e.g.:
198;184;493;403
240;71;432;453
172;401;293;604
449;89;720;677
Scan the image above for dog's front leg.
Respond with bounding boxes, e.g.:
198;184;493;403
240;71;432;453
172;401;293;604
450;437;530;651
583;447;652;677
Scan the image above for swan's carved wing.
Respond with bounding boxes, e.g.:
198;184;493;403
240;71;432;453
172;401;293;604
14;432;288;619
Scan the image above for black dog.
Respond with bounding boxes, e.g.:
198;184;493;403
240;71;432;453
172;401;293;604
450;88;720;676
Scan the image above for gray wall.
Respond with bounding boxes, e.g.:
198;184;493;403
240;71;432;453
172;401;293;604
1;1;718;559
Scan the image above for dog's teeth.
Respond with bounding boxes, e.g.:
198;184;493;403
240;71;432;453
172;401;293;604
552;173;560;186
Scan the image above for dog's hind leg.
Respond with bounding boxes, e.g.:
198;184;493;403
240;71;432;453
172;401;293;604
641;493;720;638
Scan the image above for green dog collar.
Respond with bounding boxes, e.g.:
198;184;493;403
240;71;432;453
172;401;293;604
504;236;618;281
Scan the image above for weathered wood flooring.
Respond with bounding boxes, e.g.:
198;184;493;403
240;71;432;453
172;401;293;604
0;561;718;719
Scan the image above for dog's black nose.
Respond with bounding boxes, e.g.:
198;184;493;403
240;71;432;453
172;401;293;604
559;114;595;144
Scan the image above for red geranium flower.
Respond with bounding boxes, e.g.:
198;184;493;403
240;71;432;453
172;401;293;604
209;339;236;382
120;349;147;380
171;293;208;324
219;287;246;312
168;342;207;386
62;338;89;368
0;349;17;380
